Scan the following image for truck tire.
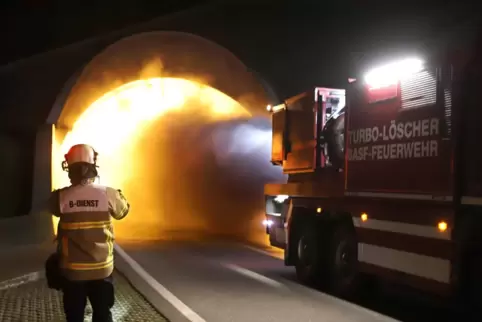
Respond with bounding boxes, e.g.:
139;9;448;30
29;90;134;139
453;215;482;320
323;224;359;297
295;225;323;285
463;250;482;320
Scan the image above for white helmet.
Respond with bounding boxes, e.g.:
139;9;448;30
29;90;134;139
62;144;98;171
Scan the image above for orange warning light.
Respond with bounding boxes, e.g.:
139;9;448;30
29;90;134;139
361;213;368;222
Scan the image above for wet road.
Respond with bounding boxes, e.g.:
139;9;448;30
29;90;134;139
119;240;454;322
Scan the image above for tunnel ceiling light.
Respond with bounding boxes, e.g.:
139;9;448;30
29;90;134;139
364;57;424;89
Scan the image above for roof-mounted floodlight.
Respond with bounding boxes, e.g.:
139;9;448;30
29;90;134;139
364;57;424;89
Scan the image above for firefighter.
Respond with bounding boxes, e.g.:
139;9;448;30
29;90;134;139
48;144;130;322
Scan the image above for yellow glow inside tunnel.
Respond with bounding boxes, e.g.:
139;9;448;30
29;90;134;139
51;77;265;242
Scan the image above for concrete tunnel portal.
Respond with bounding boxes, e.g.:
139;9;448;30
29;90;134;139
47;31;286;246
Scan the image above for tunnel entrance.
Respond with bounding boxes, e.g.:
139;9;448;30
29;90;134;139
53;77;258;241
46;31;286;247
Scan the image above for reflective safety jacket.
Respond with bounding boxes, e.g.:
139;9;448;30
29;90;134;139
49;182;130;281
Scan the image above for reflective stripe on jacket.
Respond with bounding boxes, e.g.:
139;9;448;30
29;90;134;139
50;183;129;281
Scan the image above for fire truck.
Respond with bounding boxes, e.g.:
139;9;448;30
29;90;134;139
263;54;482;309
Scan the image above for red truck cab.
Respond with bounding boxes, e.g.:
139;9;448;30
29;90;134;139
263;47;482;314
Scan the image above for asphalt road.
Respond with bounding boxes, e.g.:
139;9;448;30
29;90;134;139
119;240;454;322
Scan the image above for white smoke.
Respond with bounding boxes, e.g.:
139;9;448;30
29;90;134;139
209;117;286;183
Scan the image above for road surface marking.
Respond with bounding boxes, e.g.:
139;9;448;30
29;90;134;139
239;244;399;321
0;271;43;291
114;245;206;322
241;244;284;260
278;278;400;322
223;263;285;289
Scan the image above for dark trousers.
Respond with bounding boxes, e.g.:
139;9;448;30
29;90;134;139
62;275;115;322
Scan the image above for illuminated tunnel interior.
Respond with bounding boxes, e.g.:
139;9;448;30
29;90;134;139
49;32;286;247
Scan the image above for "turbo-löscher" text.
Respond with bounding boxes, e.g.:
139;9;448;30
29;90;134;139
347;118;439;161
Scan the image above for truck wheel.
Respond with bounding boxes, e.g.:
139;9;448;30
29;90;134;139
453;216;482;320
324;224;359;297
465;252;482;319
295;225;322;285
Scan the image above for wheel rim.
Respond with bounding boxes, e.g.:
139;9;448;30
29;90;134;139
335;240;356;279
298;236;312;267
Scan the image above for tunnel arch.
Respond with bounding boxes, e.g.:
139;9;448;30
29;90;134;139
49;31;275;128
40;30;286;245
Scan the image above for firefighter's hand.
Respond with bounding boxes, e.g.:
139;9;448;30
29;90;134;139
107;187;130;220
